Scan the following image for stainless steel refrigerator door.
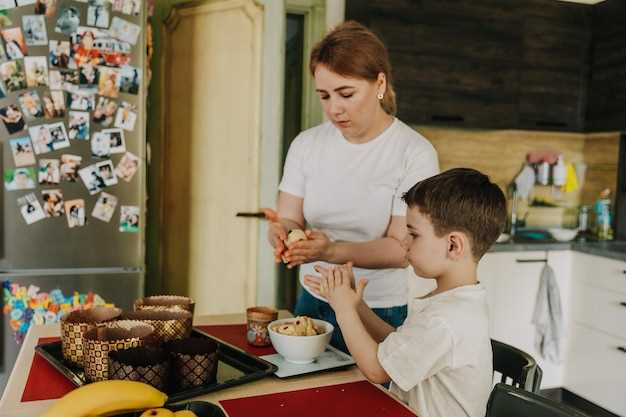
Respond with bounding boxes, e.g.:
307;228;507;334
0;1;147;269
0;269;143;389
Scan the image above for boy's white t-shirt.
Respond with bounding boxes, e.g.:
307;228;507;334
278;118;439;308
378;284;493;417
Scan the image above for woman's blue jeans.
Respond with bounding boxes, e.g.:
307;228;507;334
294;289;407;354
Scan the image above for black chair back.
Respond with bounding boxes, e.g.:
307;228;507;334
492;339;542;393
487;383;588;417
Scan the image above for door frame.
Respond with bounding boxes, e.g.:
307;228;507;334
256;0;344;306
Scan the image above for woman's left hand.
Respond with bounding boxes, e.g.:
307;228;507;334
282;229;333;268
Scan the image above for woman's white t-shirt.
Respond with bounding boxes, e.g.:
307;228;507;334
278;118;439;308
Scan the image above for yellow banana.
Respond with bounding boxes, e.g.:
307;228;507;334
173;411;198;417
140;408;175;417
40;380;167;417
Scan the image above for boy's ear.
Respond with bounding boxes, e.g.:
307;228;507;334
447;232;466;260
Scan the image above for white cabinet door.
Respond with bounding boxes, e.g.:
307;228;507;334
479;251;572;388
565;323;626;416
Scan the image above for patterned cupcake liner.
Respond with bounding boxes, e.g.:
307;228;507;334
122;309;193;344
134;295;195;315
165;337;218;389
83;320;154;382
108;346;170;391
60;306;122;368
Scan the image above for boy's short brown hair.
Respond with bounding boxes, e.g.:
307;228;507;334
402;168;507;260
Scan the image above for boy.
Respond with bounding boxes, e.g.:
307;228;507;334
304;168;507;417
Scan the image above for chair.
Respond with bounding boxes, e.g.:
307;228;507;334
492;339;543;393
487;383;588;417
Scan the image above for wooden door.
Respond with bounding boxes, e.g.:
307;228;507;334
160;0;263;314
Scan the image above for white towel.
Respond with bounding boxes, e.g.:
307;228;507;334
514;164;535;200
532;263;564;363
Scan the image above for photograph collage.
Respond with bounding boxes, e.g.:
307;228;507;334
1;0;142;233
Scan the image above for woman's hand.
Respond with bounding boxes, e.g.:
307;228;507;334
263;208;288;263
283;229;333;268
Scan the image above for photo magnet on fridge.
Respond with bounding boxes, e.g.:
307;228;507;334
114;101;136;131
41;188;64;217
18;193;46;225
38;158;60;185
119;205;139;232
92;191;117;222
64;198;86;228
2;27;28;59
24;56;48;88
78;163;105;195
5;167;36;191
9;136;36;167
115;151;138;182
0;104;27;134
22;15;47;46
18;91;44;120
93;96;117;127
68;110;89;140
60;154;81;182
0;60;27;92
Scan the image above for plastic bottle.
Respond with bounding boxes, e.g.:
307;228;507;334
594;189;614;241
553;155;566;187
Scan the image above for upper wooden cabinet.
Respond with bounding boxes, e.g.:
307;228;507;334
517;1;592;131
346;0;608;132
586;0;626;132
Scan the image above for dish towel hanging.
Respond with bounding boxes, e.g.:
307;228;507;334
532;263;564;363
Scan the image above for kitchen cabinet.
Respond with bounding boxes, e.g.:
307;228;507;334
478;251;573;388
517;1;592;131
586;0;626;132
346;0;597;132
564;253;626;415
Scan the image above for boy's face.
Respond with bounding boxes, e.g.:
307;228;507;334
405;206;449;279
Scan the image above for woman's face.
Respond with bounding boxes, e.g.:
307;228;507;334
314;64;383;140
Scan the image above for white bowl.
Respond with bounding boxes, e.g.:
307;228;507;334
549;228;578;242
268;318;333;364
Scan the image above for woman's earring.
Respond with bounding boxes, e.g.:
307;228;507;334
377;92;384;100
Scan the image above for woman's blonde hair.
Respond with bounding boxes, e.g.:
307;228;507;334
309;21;397;116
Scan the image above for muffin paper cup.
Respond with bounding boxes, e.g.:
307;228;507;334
122;309;193;343
108;346;170;391
165;337;218;389
134;295;195;315
83;320;154;382
60;306;122;368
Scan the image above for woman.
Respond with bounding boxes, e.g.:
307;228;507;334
266;21;439;352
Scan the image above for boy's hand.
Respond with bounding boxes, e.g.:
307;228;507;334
307;263;368;315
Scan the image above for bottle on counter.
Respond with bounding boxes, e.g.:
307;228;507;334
577;205;590;241
594;189;614;241
553;155;566;187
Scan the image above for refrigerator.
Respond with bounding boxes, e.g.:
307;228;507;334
0;0;147;391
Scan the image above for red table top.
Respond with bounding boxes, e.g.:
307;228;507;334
22;324;274;402
220;380;417;417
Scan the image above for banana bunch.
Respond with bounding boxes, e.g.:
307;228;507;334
40;380;167;417
140;409;197;417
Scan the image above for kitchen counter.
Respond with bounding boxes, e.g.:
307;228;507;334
0;312;415;417
490;240;626;262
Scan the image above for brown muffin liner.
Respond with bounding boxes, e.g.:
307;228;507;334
83;320;154;382
134;295;195;315
108;346;170;391
165;337;218;389
60;306;122;368
122;309;193;343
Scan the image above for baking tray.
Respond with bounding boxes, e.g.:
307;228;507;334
119;401;226;417
34;328;278;403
